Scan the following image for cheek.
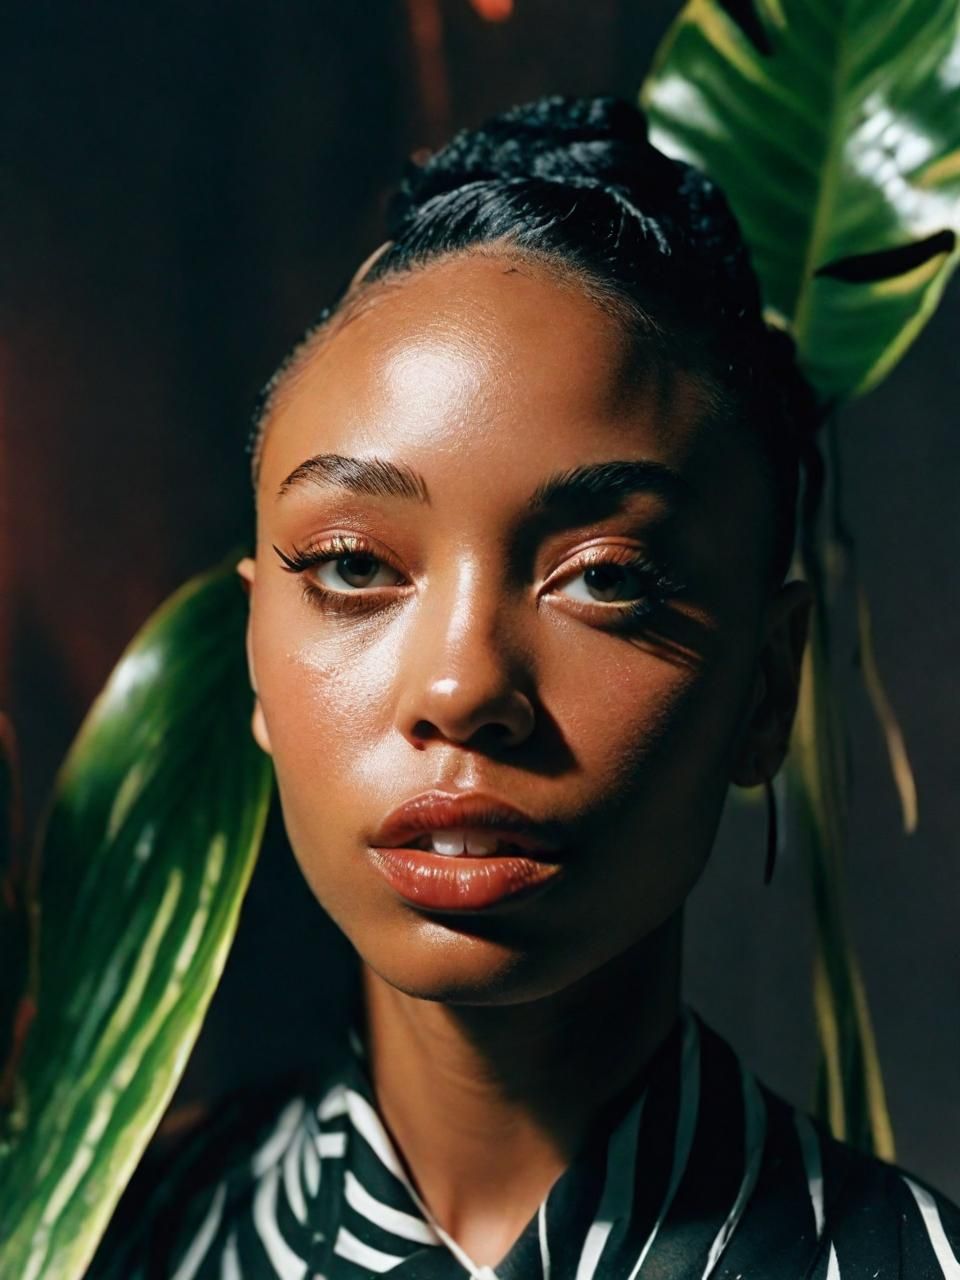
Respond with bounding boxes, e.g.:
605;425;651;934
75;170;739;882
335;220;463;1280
252;598;402;834
527;632;750;964
255;592;750;838
541;622;745;815
557;652;693;779
247;587;757;1002
255;612;417;935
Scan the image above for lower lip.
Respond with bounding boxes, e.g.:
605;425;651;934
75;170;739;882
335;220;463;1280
367;846;562;911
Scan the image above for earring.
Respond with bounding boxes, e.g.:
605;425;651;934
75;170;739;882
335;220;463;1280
762;775;778;886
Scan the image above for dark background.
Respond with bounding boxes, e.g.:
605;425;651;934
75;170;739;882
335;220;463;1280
2;0;957;1201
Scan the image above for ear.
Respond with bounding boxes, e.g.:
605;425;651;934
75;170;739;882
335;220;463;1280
235;556;273;757
731;578;812;787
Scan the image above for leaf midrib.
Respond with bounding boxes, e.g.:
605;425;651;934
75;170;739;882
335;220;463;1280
792;0;855;354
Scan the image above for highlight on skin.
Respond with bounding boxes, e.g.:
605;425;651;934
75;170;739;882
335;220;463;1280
231;95;815;1264
236;247;810;1007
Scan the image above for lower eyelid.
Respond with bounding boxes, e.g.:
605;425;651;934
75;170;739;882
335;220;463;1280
300;580;407;613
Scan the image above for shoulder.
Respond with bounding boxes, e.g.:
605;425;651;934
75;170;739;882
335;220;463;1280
87;1060;347;1280
811;1113;960;1275
746;1081;960;1277
688;1012;960;1276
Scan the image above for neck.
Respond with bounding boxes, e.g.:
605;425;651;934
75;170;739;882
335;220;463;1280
360;910;683;1268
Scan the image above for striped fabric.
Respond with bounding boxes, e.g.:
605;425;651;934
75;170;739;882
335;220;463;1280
90;1005;960;1279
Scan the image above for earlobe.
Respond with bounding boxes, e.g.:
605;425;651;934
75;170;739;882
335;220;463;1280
731;670;768;788
251;699;273;756
235;555;255;595
730;579;813;789
235;555;273;756
773;578;813;689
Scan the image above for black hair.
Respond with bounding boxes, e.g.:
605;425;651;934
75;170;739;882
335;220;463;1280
248;94;822;589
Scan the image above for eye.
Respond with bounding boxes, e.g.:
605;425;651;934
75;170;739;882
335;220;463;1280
544;546;686;625
558;562;652;604
272;536;408;605
315;552;404;592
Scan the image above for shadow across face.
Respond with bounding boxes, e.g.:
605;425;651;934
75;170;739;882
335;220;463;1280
237;249;810;1007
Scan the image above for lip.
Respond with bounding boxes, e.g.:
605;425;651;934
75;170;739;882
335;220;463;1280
369;791;563;852
366;791;564;912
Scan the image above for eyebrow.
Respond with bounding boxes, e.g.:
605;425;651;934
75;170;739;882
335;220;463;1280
277;453;429;502
276;453;688;513
527;460;689;514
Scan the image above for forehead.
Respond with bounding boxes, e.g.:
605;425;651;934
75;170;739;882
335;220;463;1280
257;252;767;556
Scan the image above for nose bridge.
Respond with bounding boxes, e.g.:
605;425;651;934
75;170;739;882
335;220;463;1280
397;552;533;747
420;553;512;686
437;554;496;656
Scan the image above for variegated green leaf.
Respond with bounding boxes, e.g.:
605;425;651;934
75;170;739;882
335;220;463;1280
0;712;37;1139
642;0;960;401
0;556;272;1280
789;592;895;1158
856;581;918;834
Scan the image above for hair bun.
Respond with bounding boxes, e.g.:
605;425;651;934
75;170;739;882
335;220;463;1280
388;94;685;234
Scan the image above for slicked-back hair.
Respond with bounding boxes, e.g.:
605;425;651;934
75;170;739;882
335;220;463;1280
248;94;821;590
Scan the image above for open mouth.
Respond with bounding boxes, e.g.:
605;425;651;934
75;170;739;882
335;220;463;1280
402;829;532;857
367;793;564;907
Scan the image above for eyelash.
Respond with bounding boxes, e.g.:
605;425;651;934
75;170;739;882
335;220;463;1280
560;547;687;624
273;535;404;616
272;535;686;626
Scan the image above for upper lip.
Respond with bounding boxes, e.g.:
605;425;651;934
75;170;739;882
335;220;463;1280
368;791;562;854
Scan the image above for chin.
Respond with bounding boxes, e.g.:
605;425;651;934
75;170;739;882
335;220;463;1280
292;842;593;1005
345;906;609;1007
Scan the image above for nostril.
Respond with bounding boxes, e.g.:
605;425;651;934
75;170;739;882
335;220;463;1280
486;721;517;744
410;720;436;745
407;715;529;751
468;718;531;752
401;677;537;751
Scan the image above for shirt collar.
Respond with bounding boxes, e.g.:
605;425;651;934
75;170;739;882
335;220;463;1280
304;1003;705;1278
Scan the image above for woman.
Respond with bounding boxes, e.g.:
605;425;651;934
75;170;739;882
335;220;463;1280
91;95;960;1278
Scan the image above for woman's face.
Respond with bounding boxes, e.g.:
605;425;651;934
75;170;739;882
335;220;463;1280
238;251;809;1005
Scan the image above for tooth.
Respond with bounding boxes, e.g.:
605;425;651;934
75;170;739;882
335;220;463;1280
430;830;465;856
465;831;499;856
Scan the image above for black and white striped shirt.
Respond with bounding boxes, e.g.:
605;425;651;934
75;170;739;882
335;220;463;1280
91;1005;960;1278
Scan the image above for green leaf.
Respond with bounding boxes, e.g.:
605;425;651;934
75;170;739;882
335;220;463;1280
789;590;895;1158
0;556;273;1280
855;581;918;833
642;0;960;401
0;712;38;1139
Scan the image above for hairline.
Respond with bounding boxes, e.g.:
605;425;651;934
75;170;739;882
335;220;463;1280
252;241;681;488
249;241;785;591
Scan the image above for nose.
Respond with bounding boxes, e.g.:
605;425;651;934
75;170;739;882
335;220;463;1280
395;571;536;752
